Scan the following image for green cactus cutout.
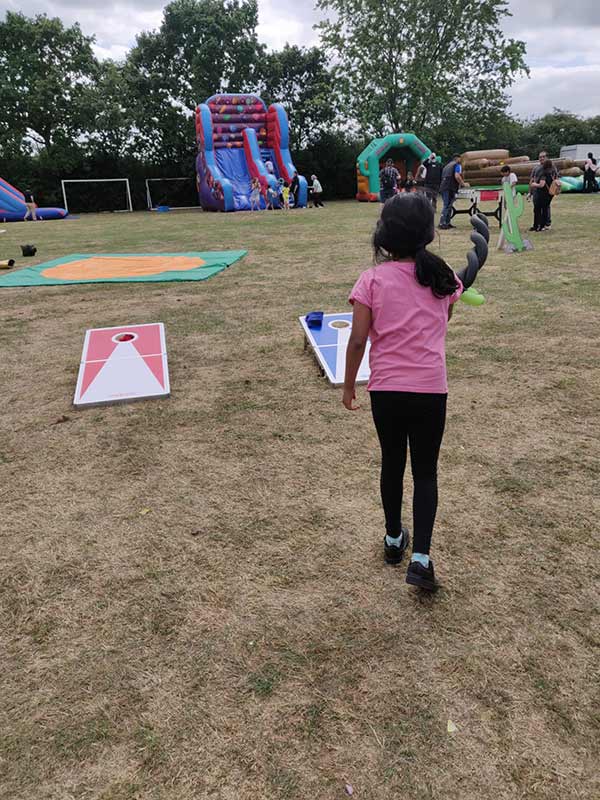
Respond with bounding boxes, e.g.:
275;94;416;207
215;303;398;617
499;183;525;251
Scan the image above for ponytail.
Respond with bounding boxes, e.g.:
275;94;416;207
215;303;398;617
414;246;459;298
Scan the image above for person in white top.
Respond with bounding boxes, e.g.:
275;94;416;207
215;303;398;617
500;165;518;195
265;159;274;174
310;174;324;207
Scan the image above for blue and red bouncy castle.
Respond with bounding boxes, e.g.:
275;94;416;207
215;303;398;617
195;94;308;211
0;177;67;222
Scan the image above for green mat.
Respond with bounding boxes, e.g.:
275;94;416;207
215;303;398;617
0;251;247;287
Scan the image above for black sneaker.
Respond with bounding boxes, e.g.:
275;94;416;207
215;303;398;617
406;559;437;591
384;527;410;565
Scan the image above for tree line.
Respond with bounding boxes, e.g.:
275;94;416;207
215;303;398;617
1;0;598;208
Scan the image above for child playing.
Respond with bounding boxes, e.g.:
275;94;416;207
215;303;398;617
281;181;291;211
343;192;463;591
249;178;262;211
266;184;279;210
500;164;518;195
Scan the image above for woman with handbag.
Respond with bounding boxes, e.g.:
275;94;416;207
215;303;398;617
530;159;556;232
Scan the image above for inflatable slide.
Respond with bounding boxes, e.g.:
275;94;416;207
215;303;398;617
0;177;67;222
195;94;308;211
356;133;432;202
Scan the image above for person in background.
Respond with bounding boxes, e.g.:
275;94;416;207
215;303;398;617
402;171;418;192
281;181;291;211
343;193;464;591
310;174;324;207
423;153;442;210
530;158;555;231
438;154;466;229
265;159;275;175
266;183;279;210
500;164;518;195
583;152;598;193
249;177;262;211
23;188;38;221
529;151;557;228
290;171;300;208
379;158;401;203
415;161;427;187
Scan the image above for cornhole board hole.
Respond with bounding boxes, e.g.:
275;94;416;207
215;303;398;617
74;323;170;408
299;312;370;386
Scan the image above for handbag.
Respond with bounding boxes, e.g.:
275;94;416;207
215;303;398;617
549;178;561;197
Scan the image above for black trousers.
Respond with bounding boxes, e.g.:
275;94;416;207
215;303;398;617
583;170;598;192
312;192;324;207
533;190;551;230
371;391;447;555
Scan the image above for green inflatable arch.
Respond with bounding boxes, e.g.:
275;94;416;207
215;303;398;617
356;133;432;202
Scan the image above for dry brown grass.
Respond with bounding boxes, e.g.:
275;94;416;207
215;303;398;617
0;197;599;799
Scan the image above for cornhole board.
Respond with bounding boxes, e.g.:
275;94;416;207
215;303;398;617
299;312;370;386
74;323;170;408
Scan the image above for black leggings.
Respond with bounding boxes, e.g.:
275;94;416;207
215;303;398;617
371;391;447;555
533;190;551;229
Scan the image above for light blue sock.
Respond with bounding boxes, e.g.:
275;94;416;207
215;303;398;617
411;552;430;568
385;532;404;547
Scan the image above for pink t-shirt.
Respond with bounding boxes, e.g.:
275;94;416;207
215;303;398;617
349;260;463;393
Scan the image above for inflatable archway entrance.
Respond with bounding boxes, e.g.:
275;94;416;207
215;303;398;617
356;133;432;202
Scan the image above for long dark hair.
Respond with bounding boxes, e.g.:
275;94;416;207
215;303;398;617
373;192;459;298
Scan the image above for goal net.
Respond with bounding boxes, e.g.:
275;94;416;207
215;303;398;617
145;177;199;210
61;179;133;214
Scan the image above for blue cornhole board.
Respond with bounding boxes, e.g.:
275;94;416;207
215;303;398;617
299;312;371;386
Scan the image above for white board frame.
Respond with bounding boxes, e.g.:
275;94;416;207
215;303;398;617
74;322;170;408
145;177;199;210
299;313;370;387
61;178;133;214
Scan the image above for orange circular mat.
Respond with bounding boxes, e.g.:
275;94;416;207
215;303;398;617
42;255;206;280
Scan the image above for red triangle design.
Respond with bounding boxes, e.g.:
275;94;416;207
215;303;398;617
80;360;107;398
142;355;165;389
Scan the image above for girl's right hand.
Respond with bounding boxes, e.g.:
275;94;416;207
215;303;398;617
343;386;360;411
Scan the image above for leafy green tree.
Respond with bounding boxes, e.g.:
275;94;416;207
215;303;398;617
519;111;594;159
125;0;264;164
0;12;99;154
260;45;338;149
316;0;528;137
88;61;135;159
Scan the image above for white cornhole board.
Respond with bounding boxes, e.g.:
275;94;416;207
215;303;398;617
299;312;371;386
74;323;170;408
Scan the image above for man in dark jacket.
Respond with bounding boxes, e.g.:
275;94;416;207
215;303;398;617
290;171;300;208
438;155;466;229
378;158;400;203
423;153;442;210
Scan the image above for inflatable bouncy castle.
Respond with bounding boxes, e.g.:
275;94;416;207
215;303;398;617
0;177;67;222
195;94;307;211
356;133;432;201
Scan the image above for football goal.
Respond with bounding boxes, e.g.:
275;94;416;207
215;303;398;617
145;177;199;210
61;179;133;214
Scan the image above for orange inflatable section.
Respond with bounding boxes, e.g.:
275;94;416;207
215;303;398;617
42;255;206;281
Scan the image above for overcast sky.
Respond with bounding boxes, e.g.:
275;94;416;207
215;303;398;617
1;0;599;120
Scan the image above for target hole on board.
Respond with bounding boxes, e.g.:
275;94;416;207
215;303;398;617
113;332;137;343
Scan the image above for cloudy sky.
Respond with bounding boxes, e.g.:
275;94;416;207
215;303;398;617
1;0;599;119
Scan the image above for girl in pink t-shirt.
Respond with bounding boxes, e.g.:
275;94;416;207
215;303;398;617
344;193;463;591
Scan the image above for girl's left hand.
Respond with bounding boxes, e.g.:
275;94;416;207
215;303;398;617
343;387;360;410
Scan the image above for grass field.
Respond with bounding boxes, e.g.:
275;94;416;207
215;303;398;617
1;197;598;799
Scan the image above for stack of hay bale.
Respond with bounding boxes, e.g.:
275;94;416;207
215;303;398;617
460;149;586;192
